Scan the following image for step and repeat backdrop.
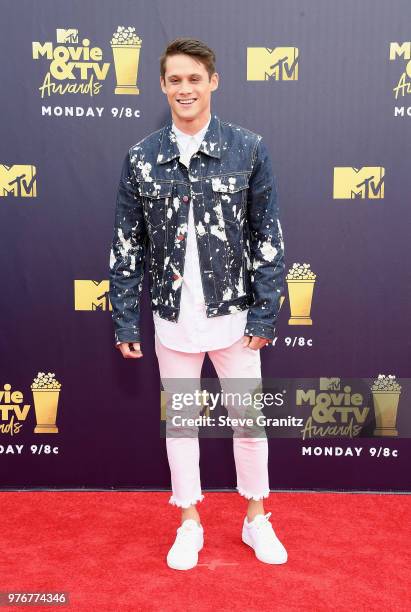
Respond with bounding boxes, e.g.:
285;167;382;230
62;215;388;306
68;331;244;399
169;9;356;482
0;0;410;491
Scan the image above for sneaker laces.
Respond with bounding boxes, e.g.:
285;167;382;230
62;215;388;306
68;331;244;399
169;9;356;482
253;512;275;535
175;522;199;548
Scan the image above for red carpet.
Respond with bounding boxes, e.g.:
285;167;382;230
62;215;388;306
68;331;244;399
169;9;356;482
0;491;409;611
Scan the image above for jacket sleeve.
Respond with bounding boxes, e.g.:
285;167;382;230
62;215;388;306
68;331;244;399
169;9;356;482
244;137;285;341
109;149;148;346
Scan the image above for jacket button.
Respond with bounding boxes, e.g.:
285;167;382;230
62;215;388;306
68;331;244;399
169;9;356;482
182;195;189;203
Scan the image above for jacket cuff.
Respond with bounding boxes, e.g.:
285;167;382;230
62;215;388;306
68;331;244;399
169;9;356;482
114;329;141;345
244;321;275;341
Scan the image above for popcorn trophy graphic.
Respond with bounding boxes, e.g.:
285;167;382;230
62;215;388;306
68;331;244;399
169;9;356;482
110;26;142;95
31;372;61;433
286;263;316;325
371;374;401;436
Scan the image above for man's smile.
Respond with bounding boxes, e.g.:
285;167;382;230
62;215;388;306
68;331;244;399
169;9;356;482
176;98;197;105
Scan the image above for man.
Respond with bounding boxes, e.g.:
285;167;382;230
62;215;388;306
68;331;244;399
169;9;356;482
109;38;287;570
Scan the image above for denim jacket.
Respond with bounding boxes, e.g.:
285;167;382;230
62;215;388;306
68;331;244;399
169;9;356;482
109;113;285;345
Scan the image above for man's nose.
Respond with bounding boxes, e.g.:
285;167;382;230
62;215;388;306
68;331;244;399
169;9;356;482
178;82;193;95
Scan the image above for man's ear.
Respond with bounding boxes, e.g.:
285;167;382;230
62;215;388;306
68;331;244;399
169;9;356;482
160;76;167;94
210;72;219;93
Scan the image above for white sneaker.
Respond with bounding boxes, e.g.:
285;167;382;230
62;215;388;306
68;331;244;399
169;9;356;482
242;512;288;564
166;519;204;570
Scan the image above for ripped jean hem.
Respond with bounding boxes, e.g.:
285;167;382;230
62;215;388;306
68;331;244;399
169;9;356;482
168;493;205;509
237;485;270;501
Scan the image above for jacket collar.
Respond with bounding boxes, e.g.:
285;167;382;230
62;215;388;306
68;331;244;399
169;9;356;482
156;113;221;165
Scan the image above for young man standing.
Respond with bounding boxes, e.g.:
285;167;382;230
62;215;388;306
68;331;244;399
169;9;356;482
109;38;286;570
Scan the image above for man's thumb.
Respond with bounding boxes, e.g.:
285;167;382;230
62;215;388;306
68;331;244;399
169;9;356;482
132;342;142;353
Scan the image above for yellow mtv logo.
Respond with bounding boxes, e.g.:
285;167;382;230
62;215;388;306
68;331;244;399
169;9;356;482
320;378;341;391
333;167;385;199
0;165;37;197
56;29;78;44
247;47;299;81
74;280;112;311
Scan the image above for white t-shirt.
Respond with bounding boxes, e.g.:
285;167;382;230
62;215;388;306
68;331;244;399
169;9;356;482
152;116;248;352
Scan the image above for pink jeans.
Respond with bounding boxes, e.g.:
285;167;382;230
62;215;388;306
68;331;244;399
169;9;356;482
155;332;270;508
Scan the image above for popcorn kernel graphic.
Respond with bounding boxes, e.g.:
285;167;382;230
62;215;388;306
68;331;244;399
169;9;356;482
31;372;61;434
286;263;316;325
110;26;142;95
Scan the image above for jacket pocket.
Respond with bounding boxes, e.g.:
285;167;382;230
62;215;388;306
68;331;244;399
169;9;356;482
140;180;173;229
211;173;248;225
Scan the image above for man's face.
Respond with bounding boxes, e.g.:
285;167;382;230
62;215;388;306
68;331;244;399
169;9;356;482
160;53;218;123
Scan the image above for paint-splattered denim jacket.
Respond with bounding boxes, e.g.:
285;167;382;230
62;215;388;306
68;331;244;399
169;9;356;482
109;113;285;345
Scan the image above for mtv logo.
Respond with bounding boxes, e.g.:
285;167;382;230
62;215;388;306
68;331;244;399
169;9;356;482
247;47;299;81
56;29;79;44
320;378;340;391
0;165;37;197
74;280;112;311
333;167;385;199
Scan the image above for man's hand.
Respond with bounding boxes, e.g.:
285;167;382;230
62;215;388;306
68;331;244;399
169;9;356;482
117;342;143;358
242;335;272;350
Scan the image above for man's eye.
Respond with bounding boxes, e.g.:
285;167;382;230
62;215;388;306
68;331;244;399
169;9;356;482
169;78;199;83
